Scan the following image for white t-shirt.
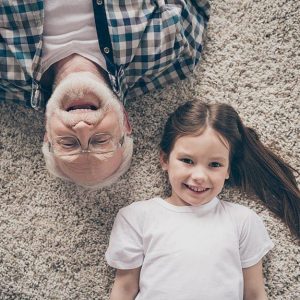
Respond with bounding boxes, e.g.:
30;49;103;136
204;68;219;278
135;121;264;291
105;197;274;300
42;1;107;74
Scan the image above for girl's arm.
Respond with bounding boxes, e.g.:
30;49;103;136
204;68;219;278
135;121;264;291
110;267;141;300
243;260;267;300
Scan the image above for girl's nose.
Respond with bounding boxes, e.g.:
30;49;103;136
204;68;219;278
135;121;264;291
191;166;208;182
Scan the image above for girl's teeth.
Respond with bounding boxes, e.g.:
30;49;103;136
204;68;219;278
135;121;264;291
187;185;207;192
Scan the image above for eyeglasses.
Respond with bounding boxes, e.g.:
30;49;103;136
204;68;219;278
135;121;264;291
48;133;125;157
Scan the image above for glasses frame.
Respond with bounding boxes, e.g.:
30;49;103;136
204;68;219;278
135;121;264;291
48;133;125;157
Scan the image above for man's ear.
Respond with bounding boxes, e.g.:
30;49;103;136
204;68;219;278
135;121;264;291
122;106;132;134
160;151;169;171
44;132;49;143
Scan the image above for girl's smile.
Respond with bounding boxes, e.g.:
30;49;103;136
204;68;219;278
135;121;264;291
161;127;230;207
184;183;210;194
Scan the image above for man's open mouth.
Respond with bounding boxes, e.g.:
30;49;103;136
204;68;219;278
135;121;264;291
65;101;99;112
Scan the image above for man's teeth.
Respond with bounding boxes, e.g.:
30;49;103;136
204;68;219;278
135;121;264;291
67;105;97;111
187;185;208;192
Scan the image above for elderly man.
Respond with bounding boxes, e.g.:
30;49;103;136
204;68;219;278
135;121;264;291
0;1;210;188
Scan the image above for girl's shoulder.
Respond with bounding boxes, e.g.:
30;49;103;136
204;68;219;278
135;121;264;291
220;200;253;213
219;200;271;240
219;200;274;267
219;200;262;225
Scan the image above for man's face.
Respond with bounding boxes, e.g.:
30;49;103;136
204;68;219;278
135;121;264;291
44;72;130;186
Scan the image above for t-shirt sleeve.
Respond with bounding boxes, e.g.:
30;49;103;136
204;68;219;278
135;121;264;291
239;210;274;268
105;206;144;270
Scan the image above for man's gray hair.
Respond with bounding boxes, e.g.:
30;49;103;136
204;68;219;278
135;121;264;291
42;135;133;189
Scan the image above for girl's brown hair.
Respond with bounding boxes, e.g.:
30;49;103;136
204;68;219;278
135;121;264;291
160;100;300;238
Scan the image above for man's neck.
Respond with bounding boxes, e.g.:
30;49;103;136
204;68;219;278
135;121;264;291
54;54;108;86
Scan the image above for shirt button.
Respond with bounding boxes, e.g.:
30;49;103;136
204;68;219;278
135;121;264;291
96;0;103;5
104;47;110;54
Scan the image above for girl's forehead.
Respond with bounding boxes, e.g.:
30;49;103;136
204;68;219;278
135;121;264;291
174;128;230;151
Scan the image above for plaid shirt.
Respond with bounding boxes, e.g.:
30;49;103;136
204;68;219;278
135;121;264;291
0;0;210;111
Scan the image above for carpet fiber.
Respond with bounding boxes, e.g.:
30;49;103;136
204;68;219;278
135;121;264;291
0;0;299;299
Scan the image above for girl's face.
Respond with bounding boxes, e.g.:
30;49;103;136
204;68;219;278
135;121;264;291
160;127;230;206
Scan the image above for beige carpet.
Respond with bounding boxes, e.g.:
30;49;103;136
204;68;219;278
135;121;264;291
0;0;299;299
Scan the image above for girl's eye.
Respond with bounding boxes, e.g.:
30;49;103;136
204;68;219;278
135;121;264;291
209;162;222;168
180;158;193;165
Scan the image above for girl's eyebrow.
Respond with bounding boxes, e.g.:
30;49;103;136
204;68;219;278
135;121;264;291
176;151;194;158
176;152;228;161
209;156;227;162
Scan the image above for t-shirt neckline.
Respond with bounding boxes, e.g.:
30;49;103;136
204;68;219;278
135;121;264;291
154;197;219;213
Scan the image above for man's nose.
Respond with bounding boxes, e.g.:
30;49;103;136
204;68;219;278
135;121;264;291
72;120;93;132
72;121;94;146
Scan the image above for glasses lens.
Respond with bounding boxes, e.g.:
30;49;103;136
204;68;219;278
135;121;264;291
90;134;116;153
54;137;81;155
51;134;123;157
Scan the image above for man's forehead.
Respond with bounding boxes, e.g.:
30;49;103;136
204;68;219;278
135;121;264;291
57;153;107;166
55;149;123;178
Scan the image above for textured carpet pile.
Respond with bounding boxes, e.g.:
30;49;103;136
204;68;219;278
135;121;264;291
0;0;299;299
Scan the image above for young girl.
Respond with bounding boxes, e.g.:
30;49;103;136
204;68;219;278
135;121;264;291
105;101;300;300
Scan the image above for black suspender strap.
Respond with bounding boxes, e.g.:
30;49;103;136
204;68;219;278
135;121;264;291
92;0;115;73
